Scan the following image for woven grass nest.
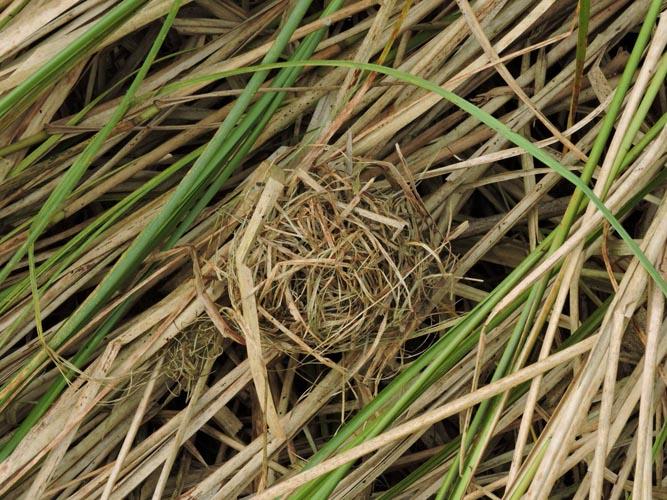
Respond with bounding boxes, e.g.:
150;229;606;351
223;161;447;356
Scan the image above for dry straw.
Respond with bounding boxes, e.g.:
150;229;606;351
0;0;665;497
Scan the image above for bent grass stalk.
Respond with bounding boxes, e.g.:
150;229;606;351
161;59;667;295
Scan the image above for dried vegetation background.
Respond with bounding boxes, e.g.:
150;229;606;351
0;0;665;498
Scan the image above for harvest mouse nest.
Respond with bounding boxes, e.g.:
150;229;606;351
223;162;447;356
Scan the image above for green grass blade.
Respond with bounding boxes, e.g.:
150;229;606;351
0;0;148;125
566;0;590;130
0;0;182;289
551;0;662;250
605;51;667;194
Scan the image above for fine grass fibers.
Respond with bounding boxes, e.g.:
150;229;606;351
224;159;446;357
0;0;665;498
